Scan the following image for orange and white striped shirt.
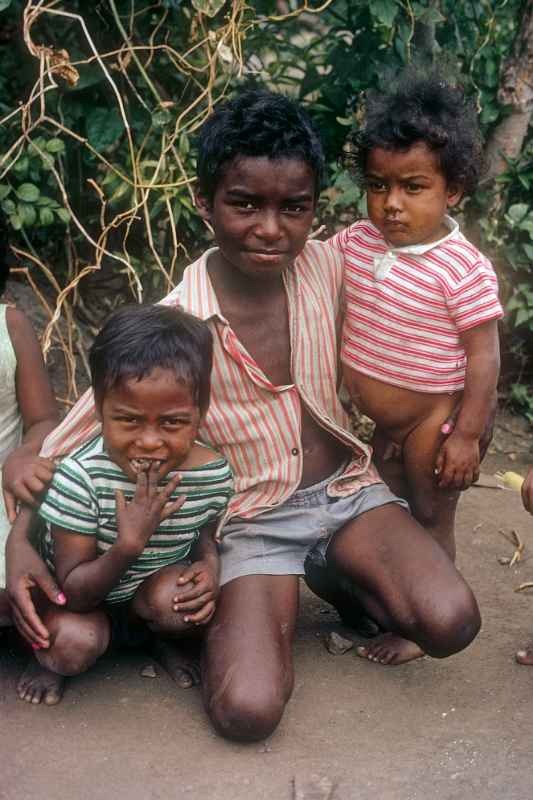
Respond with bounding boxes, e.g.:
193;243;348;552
331;218;503;393
41;241;381;526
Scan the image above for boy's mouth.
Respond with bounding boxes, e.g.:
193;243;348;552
129;458;164;474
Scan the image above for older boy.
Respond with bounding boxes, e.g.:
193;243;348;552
7;90;481;738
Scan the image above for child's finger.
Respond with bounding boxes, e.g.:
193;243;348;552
160;495;186;520
11;603;50;648
173;592;213;613
133;469;149;500
173;583;212;605
175;563;203;586
115;489;127;512
184;600;216;625
3;488;18;523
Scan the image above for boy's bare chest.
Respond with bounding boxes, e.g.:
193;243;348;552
224;303;292;387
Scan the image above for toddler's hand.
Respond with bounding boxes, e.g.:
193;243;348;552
522;466;533;515
2;450;56;522
434;431;480;491
172;559;219;625
115;463;185;556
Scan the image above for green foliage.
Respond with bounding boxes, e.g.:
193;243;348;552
0;0;531;410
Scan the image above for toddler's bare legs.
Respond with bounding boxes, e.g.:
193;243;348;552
132;564;205;688
356;405;460;665
0;588;12;626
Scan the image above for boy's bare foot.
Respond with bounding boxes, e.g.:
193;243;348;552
17;659;65;705
356;633;424;665
151;637;201;689
515;645;533;665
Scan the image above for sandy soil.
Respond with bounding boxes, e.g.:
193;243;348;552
2;430;533;800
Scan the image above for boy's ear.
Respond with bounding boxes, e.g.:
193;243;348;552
195;191;212;221
446;185;464;209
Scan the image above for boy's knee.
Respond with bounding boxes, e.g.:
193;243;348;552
206;682;288;743
413;584;481;659
133;570;194;635
39;615;109;676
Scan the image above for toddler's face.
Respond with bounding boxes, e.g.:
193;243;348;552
365;142;462;248
97;367;202;482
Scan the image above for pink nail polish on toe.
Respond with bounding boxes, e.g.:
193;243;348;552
57;592;66;604
441;423;451;434
31;643;41;650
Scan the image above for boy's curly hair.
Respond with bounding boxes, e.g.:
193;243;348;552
346;69;484;195
196;88;325;202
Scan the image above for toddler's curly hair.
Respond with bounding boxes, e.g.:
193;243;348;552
346;69;484;195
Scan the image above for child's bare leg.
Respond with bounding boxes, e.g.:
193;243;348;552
132;564;204;689
325;502;479;666
202;574;299;742
18;605;110;705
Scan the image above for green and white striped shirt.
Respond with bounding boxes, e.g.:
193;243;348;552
39;435;233;604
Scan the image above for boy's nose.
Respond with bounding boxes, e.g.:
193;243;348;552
256;210;282;241
136;429;164;451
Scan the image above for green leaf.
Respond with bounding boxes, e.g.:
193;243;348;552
0;184;11;201
515;307;533;327
369;0;398;27
56;208;71;224
9;214;22;230
86;108;123;151
46;138;65;154
522;243;533;261
191;0;225;17
39;207;55;226
507;203;529;223
13;156;29;174
18;202;37;226
16;183;40;203
152;109;172;128
2;199;15;215
0;0;13;11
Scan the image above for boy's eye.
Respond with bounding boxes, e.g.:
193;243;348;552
406;183;423;193
162;418;187;429
367;180;387;192
282;204;307;214
235;200;257;211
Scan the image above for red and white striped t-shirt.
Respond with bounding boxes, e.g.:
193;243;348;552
41;241;381;527
330;218;503;393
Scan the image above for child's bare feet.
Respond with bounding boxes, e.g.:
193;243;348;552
151;637;201;689
515;645;533;665
17;659;65;705
356;633;424;665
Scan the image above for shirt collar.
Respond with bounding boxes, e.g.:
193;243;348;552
372;215;459;280
166;247;228;323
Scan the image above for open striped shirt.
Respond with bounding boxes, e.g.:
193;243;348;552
330;218;503;393
39;436;233;603
41;241;381;528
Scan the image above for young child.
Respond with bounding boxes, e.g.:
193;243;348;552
329;72;502;662
31;303;232;700
0;211;59;624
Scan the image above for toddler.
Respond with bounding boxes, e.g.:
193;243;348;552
330;71;503;664
31;304;232;701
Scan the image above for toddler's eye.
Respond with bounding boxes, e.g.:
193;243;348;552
406;183;423;193
236;200;256;210
367;180;386;192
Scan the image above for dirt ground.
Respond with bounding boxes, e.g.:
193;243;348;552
1;415;533;800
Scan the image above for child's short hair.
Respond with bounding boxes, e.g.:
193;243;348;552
0;208;9;297
196;88;325;201
89;304;213;414
347;70;483;195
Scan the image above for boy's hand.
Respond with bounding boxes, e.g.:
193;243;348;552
6;517;66;649
2;449;56;522
115;463;185;556
434;431;480;491
522;466;533;515
172;559;219;625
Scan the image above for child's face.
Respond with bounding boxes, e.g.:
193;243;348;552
196;156;316;281
97;367;202;482
365;142;462;247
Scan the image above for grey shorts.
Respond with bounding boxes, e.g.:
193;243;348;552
218;468;409;586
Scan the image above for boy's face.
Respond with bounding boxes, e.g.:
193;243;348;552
96;367;202;482
196;156;316;281
365;142;462;248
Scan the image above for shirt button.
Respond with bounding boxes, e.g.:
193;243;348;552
291;447;299;456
